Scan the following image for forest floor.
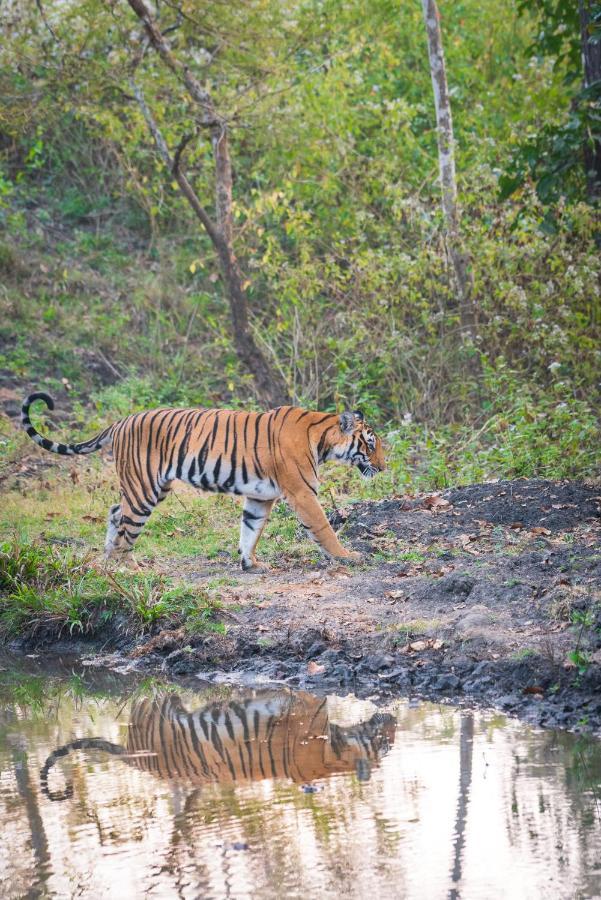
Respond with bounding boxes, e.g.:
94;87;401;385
4;433;600;734
136;478;601;734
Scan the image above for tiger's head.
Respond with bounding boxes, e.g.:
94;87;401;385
332;410;386;478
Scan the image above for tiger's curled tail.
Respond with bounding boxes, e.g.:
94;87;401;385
21;392;113;457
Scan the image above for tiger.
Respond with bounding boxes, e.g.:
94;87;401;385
40;689;396;800
21;392;385;571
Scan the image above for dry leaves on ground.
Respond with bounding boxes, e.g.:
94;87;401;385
307;661;325;676
399;638;445;654
422;495;452;512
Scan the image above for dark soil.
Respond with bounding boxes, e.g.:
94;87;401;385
8;478;601;735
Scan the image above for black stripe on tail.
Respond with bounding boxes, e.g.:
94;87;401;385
40;738;126;801
21;392;113;456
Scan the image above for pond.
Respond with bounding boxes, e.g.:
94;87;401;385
1;653;600;899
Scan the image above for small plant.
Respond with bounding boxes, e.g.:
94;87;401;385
511;648;538;661
566;608;597;675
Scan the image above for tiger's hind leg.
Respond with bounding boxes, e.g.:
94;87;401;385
104;482;172;564
104;503;121;557
239;498;274;572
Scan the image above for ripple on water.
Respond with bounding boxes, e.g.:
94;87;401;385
0;655;599;899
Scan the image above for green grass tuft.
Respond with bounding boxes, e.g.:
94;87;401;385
0;539;224;640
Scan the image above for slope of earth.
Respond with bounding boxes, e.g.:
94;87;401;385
74;478;600;735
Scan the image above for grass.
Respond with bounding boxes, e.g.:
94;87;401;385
393;619;442;641
0;539;225;640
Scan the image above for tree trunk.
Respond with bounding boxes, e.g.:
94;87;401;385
126;0;289;408
448;713;474;900
421;0;474;331
578;0;601;198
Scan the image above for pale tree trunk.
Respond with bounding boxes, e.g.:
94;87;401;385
578;0;601;198
421;0;474;331
448;713;474;899
126;0;289;408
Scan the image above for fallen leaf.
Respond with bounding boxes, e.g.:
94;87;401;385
307;661;325;676
432;639;444;650
530;527;551;536
82;515;103;524
385;589;406;600
523;686;544;695
368;523;388;535
423;494;452;512
456;534;480;555
409;640;428;652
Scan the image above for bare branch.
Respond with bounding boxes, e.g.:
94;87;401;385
126;0;290;405
35;0;60;43
127;0;219;125
172;131;195;176
129;78;221;246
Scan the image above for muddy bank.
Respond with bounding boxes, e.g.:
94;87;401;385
8;478;601;735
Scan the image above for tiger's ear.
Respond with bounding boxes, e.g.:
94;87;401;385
353;409;364;422
339;411;356;434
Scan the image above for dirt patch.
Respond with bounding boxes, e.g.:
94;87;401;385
8;478;601;735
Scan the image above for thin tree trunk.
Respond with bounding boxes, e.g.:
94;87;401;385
126;0;289;408
421;0;474;331
578;0;601;198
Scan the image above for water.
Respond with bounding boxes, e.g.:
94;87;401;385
1;654;600;900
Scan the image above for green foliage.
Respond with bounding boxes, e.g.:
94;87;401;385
502;1;601;204
0;0;598;489
567;607;600;675
0;540;223;638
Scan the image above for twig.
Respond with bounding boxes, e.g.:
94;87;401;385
95;348;123;381
171;490;190;511
172;132;196;175
35;0;60;42
328;488;342;517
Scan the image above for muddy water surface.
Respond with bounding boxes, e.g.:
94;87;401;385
1;653;600;899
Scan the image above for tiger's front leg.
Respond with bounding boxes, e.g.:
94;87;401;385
286;488;362;563
239;498;274;572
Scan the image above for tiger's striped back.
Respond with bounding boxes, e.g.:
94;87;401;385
126;691;395;785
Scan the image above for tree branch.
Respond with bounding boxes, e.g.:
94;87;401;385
127;0;219;125
129;78;222;247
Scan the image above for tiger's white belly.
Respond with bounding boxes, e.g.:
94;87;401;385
240;478;282;501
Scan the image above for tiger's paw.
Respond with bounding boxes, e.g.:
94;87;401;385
241;559;268;574
335;550;364;566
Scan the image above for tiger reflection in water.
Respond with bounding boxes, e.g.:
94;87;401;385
41;690;396;800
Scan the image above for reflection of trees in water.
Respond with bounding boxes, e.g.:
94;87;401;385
502;724;601;896
448;713;474;900
12;748;51;896
2;676;601;898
